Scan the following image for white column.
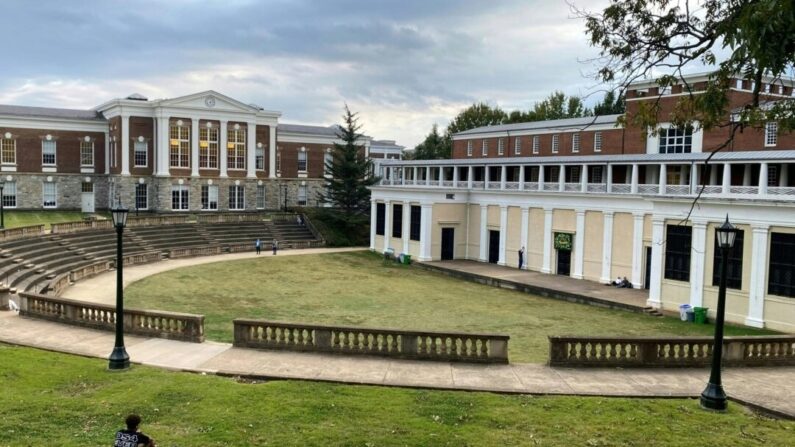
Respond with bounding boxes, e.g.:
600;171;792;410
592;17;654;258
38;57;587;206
484;166;490;189
558;164;565;191
479;205;488;262
498;205;508;265
690;164;700;194
500;165;507;190
631;213;645;288
580;164;588;192
689;221;707;308
425;167;431;186
721;163;731;194
658;164;667;194
246;122;257;178
402;201;411;254
156;116;170;176
746;225;769;327
600;211;614;283
759;162;768;195
369;199;377;250
191;118;200;177
647;218;665;308
452;166;459;188
780;164;789;186
120;114;130;176
104;131;110;174
268;125;277;178
541;208;553;274
538;165;545;189
520;206;529;269
709;164;718;185
220;120;229;178
743;164;752;186
414;167;419;185
467;166;473;189
436;167;442;187
383;200;392;252
518;165;525;190
606;164;613;193
630;163;639;194
573;210;586;279
419;203;433;261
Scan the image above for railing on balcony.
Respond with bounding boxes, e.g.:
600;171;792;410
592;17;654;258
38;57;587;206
729;186;758;195
610;184;631;194
637;184;659;195
543;183;559;192
504;182;520;190
486;181;501;189
768;186;795;196
471;181;485;189
441;180;454;187
587;183;607;193
524;182;539;191
666;185;691;195
564;182;581;192
701;185;723;194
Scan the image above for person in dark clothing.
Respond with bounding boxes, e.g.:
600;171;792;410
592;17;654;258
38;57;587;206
272;238;278;255
114;414;156;447
255;238;261;255
518;246;525;269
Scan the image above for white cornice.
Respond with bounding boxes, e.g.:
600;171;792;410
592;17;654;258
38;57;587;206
0;116;107;133
451;123;620;141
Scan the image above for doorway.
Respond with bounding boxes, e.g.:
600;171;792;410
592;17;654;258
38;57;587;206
81;182;95;213
488;230;500;264
556;248;571;276
644;246;652;290
441;228;455;260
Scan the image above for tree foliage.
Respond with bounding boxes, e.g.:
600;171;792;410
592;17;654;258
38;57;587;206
592;90;626;115
411;124;450;160
445;102;508;135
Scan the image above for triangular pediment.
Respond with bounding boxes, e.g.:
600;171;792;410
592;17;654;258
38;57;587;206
158;90;259;113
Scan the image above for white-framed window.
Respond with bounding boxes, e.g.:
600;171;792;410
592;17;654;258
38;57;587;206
514;137;521;155
227;128;246;170
549;166;560;182
109;137;116;168
80;140;93;166
571;133;580;153
735;79;744;90
591;166;603;183
765;122;778;147
170;125;190;167
256;145;265;170
1;137;16;165
2;181;16;208
466;141;473;157
551;134;559;153
229;185;245;210
569;166;581;183
324;152;333;176
768;166;778;186
42;182;57;208
298;184;307;206
594;132;602;152
199;127;219;169
529;166;539;182
135;183;148;210
481;140;488;156
764;83;772;93
497;138;504;155
532;136;540;154
298;150;307;172
256;184;266;209
660;86;672;95
171;185;189;211
42;140;56;166
134;141;147;167
276;149;282;173
658;127;693;154
200;185;218;210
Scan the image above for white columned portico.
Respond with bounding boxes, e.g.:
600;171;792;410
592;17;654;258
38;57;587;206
425;167;431;186
191;118;200;177
606;164;613;192
658;164;667;194
759;162;768;195
402;201;411;254
689;221;708;308
369;199;377;250
746;225;769;327
479;205;488;262
630;163;639;194
541;208;553;274
383;200;392;252
690;164;700;194
580;165;588;192
120;114;130;176
268;125;277;178
452;166;459;188
519;206;529;269
500;166;507;190
721;163;731;194
156;115;170;176
630;213;645;288
484;166;490;189
220;120;229;178
573;210;586;279
647;218;665;308
498;205;508;265
518;165;525;190
246;122;257;178
538;165;545;189
467;166;473;189
558;164;565;191
600;211;614;283
418;203;433;261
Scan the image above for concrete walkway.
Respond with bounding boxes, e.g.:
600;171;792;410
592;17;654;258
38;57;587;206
3;247;794;419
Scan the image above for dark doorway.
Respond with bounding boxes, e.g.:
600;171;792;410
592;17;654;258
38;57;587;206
644;246;652;290
556;249;571;276
488;230;500;264
441;228;455;260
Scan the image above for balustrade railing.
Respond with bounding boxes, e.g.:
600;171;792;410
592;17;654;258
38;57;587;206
666;185;692;195
169;246;224;258
504;182;520;190
122;251;162;266
586;183;607;193
471;181;485;189
70;261;113;283
610;184;631;193
486;181;501;190
0;224;45;241
549;335;795;367
767;186;795;196
700;185;723;194
235;319;509;363
18;292;205;342
50;220;113;234
637;184;660;195
127;215;191;227
524;182;539;191
543;183;559;192
47;273;71;296
441;180;454;187
195;213;262;224
729;186;758;195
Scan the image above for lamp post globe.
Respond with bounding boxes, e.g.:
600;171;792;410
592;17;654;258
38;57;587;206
108;202;130;370
700;215;738;411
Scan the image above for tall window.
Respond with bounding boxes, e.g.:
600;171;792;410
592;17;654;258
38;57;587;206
256;184;266;209
42;182;57;208
0;137;15;164
170;125;190;167
572;133;580;153
765;122;778;147
80;140;93;166
569;166;581;183
375;203;385;235
658;127;693;154
410;205;421;241
227;128;246;169
199;127;219;169
324;152;333;176
549;166;560;182
298;150;308;172
2;181;16;208
392;203;403;238
769;232;795;297
109;138;116;168
134;141;147;167
256;145;265;170
532;136;540;154
135;183;148;210
514;137;521;155
481;140;488;156
664;225;692;281
229;185;245;210
466;141;473;157
497;138;504;155
594;132;602;152
201;185;218;210
551;134;559;153
171;185;189;210
42;140;56;166
297;185;307;206
712;229;744;289
276;149;282;173
591;166;603;183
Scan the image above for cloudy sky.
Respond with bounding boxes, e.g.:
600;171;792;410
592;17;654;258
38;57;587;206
0;0;613;147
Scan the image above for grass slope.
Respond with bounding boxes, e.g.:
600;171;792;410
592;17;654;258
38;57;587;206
3;210;97;229
1;344;792;446
125;251;772;363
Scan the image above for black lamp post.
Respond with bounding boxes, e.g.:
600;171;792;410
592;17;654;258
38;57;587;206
700;215;738;411
108;202;130;370
0;178;5;230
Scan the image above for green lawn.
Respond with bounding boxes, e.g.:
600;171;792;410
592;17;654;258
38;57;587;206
125;251;773;363
3;210;102;229
1;344;791;446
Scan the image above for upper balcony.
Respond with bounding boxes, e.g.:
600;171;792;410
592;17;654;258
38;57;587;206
372;151;795;201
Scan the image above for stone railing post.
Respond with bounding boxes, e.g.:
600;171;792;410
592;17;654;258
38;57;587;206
401;334;418;356
315;328;332;351
488;338;509;363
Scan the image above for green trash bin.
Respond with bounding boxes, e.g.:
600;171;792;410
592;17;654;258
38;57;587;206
402;254;411;265
693;307;709;324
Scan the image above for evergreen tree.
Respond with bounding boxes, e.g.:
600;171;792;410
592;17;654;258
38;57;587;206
412;124;450;160
593;91;626;115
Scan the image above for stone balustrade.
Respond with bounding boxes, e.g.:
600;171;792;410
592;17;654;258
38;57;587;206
18;292;205;342
0;224;46;241
126;215;191;227
70;261;113;283
548;335;795;367
302;214;326;244
0;285;9;310
168;246;224;258
195;213;263;224
50;220;113;234
47;273;71;296
234;319;510;363
121;251;162;266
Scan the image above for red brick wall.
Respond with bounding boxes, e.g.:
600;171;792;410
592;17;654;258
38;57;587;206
128;116;154;176
451;128;626;159
0;126;106;174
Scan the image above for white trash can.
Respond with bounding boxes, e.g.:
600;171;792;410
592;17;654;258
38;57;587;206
678;304;692;321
